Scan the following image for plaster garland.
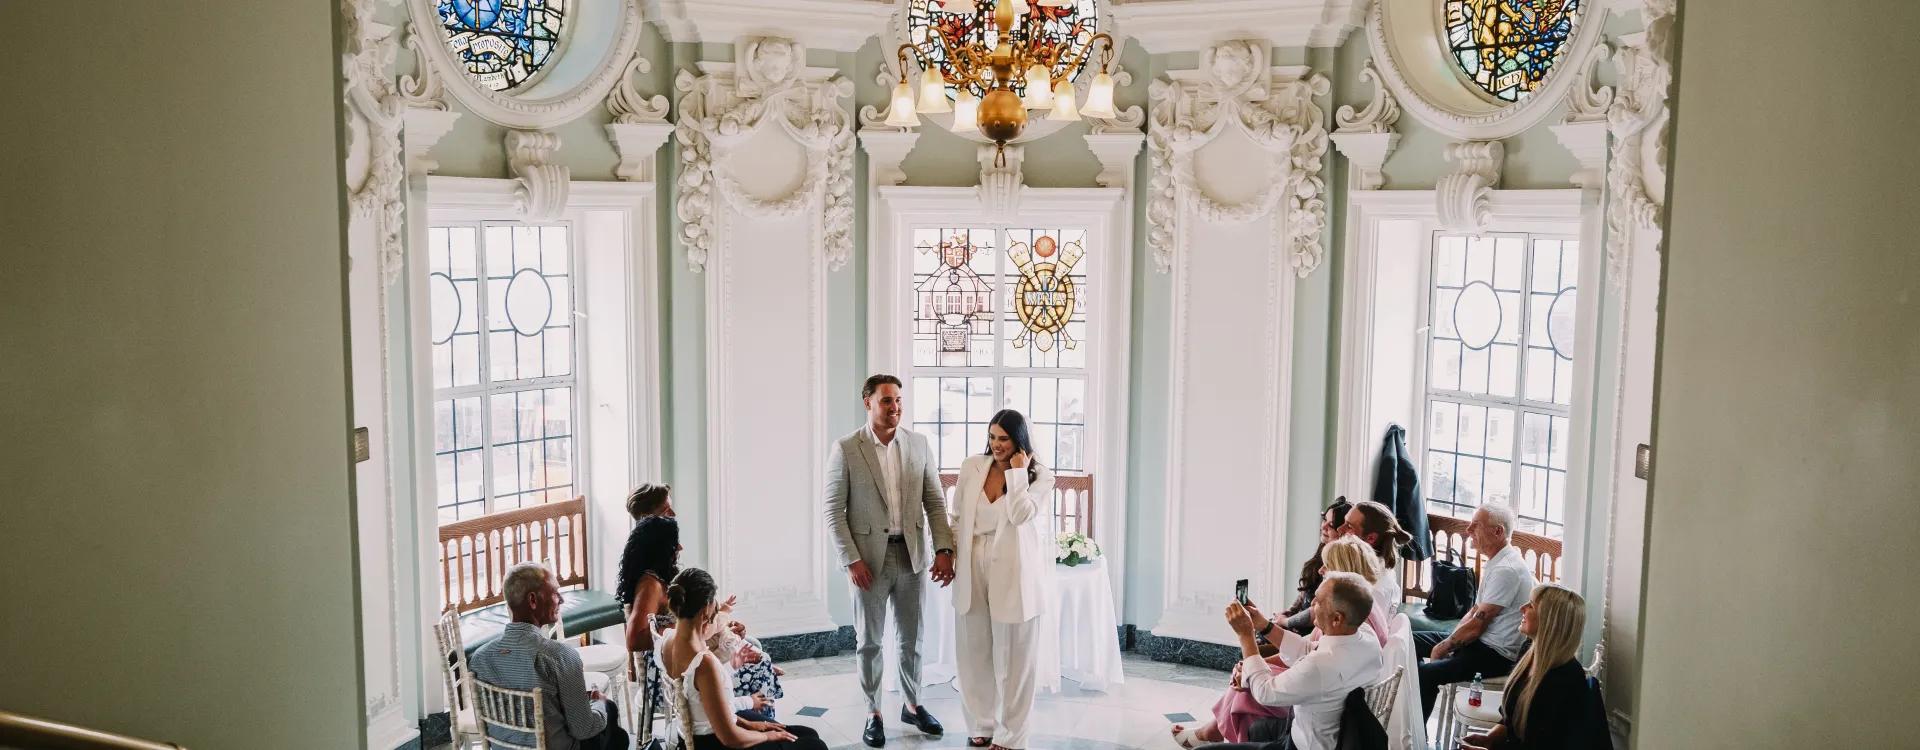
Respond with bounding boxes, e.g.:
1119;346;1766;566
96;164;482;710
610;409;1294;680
1604;5;1676;289
1146;41;1330;276
1436;140;1504;233
506;130;571;221
674;37;856;272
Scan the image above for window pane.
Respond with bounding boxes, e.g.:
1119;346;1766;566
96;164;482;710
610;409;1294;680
489;223;572;381
430;227;483;389
1429;339;1462;391
1428;400;1458;453
912;227;997;367
487;387;574;511
1001;228;1089;369
913;376;995;472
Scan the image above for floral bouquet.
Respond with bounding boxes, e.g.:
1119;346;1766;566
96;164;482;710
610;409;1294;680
1055;531;1101;567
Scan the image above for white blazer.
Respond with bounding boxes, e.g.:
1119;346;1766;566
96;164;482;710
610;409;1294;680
948;454;1055;624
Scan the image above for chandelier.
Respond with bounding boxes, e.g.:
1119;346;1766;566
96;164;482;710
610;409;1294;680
889;0;1119;166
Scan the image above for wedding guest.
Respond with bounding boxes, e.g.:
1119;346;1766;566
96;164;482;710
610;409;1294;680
470;562;630;750
658;568;829;750
1340;500;1413;606
1414;504;1536;718
1282;500;1352;636
710;613;783;720
1195;573;1385;750
619;509;682;655
1460;585;1593;750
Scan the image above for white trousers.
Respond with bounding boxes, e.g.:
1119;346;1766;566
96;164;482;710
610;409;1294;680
956;535;1039;749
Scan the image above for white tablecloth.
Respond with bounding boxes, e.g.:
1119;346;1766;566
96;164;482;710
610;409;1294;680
884;557;1125;693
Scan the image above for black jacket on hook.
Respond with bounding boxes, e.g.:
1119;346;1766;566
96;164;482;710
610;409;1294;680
1372;424;1433;561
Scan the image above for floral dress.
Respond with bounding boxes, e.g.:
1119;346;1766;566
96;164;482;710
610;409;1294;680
731;637;784;719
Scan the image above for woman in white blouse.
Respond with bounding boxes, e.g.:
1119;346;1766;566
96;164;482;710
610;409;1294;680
948;409;1056;750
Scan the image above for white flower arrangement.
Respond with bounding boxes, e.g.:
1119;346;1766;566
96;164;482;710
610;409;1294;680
1055;531;1101;567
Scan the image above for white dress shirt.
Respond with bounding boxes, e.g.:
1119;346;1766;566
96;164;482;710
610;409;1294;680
867;423;904;534
1475;544;1537;660
1239;631;1385;750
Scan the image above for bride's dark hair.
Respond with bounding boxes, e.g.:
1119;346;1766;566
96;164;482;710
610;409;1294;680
983;409;1041;483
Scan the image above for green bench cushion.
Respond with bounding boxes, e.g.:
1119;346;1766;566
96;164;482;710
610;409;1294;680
1397;601;1462;635
460;589;624;655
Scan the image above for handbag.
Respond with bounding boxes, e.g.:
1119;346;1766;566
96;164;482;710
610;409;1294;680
1424;549;1478;621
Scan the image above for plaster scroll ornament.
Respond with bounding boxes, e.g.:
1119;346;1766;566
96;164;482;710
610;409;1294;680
674;37;857;272
607;56;671;123
1334;58;1400;134
399;22;450;112
1563;42;1616;124
507;130;571;222
859;60;914;133
1604;0;1676;287
1436;140;1504;233
1145;41;1330;276
1329;57;1402;190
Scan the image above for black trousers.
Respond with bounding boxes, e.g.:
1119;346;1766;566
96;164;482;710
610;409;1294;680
582;699;630;750
691;723;827;750
1193;716;1296;750
1413;632;1517;719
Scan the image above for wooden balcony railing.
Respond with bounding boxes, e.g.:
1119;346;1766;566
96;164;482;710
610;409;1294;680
438;496;590;614
1399;512;1564;602
939;472;1093;537
0;710;184;749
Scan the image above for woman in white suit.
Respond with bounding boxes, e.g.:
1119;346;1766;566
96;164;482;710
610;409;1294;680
948;409;1056;750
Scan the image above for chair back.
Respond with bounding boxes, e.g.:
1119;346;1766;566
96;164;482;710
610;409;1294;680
434;610;474;723
1364;665;1404;725
1383;614;1427;750
472;677;547;750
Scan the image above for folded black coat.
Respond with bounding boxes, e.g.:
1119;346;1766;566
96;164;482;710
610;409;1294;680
1372;424;1434;562
1337;686;1389;750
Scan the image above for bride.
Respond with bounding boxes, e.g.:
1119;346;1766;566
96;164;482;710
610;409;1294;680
949;409;1056;750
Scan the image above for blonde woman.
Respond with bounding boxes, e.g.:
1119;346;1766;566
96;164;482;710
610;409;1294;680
1169;538;1390;747
1460;585;1590;750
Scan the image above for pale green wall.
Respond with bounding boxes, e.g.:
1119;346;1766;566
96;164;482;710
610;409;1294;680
1633;0;1920;745
0;4;364;748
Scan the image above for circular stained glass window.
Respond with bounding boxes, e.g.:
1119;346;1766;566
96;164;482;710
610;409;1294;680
906;0;1101;99
437;0;570;93
504;268;553;336
1442;0;1583;103
1453;281;1502;350
1547;286;1577;359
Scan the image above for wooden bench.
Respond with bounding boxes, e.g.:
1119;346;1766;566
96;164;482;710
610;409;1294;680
1395;512;1564;633
438;496;624;653
938;472;1094;536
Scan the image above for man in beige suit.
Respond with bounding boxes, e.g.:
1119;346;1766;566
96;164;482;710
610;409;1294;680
825;374;957;747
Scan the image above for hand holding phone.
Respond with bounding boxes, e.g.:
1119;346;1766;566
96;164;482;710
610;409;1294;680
1234;578;1249;606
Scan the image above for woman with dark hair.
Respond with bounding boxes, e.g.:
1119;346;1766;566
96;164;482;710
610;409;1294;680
619;492;681;656
657;568;829;750
1341;499;1414;607
1280;498;1353;636
948;409;1056;750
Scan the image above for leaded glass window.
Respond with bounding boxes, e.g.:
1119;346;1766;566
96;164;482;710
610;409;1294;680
430;223;579;523
437;0;569;93
1423;233;1579;538
909;226;1090;474
905;0;1101;99
1443;0;1582;103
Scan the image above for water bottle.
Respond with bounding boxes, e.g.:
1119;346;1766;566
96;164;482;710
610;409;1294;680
1467;673;1484;708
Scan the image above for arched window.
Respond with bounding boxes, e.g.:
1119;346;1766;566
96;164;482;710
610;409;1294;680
905;0;1101;98
437;0;569;93
1442;0;1582;103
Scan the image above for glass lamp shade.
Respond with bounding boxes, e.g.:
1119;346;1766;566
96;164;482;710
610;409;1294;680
916;68;952;114
951;88;981;132
1022;64;1054;110
1035;0;1072;5
886;80;921;127
1080;70;1117;119
1046;78;1080;121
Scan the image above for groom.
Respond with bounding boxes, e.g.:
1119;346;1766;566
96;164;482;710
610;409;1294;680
826;374;957;748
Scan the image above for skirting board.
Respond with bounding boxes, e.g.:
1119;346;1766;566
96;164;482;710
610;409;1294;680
760;626;857;662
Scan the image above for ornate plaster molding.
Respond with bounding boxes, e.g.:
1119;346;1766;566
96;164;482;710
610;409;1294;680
1084;132;1146;189
607;56;671;124
603;55;674;182
406;0;645;129
858;60;913;134
1604;5;1676;288
674;37;857;272
1329;57;1401;190
1436;140;1504;233
977;144;1026;219
397;22;449;112
645;0;892;51
1551;42;1615;189
1113;0;1368;52
1145;41;1331;276
859;130;920;187
342;1;407;288
506;131;570;221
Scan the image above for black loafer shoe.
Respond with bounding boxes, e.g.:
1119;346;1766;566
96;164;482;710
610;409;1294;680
901;705;944;737
864;715;886;747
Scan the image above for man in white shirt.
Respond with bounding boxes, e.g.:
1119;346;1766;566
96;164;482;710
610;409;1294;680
1413;504;1537;718
1202;572;1386;750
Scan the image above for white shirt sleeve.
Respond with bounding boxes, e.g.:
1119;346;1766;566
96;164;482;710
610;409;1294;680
1478;564;1526;610
1240;651;1338;708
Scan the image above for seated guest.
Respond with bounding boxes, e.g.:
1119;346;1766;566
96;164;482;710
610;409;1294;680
1281;499;1352;636
710;611;783;720
469;562;630;750
618;497;681;656
659;568;829;750
1192;572;1385;750
1414;504;1536;719
1461;584;1594;750
1340;500;1413;606
1172;540;1390;747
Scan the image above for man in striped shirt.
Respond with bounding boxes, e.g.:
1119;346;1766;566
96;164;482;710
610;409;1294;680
470;562;629;750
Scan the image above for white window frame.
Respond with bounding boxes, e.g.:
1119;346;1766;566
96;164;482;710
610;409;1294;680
869;186;1130;601
1335;189;1601;581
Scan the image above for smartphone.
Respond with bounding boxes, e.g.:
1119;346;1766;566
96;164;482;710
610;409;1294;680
1234;578;1249;606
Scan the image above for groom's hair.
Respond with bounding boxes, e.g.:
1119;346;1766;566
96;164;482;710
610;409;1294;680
862;374;902;399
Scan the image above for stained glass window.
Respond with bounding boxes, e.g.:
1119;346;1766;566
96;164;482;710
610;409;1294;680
437;0;569;93
908;226;1091;474
430;222;579;523
1423;233;1580;538
905;0;1101;99
1443;0;1582;103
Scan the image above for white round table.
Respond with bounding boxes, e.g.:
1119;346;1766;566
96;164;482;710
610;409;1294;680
883;557;1125;693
